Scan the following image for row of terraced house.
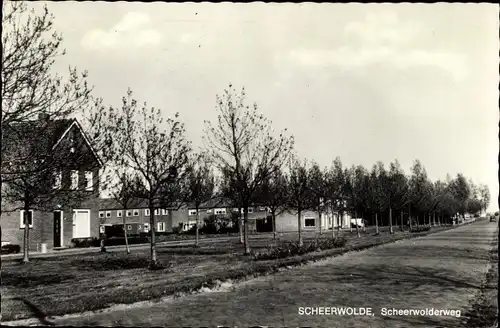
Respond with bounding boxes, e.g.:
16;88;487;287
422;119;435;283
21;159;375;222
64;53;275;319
1;116;352;252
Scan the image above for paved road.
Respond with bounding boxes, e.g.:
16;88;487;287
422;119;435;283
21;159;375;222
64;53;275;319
35;220;496;327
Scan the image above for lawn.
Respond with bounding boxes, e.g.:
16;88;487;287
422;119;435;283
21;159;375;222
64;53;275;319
1;224;457;322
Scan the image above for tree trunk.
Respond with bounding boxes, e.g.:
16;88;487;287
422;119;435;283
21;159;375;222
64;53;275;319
337;210;342;236
389;207;394;234
438;214;441;226
375;213;379;234
298;209;303;246
243;209;250;254
272;211;277;240
416;214;420;227
238;208;243;244
318;210;322;235
362;212;366;232
149;205;158;268
432;213;436;227
349;211;353;233
22;204;31;263
408;205;413;230
123;208;130;254
355;211;360;238
195;206;200;247
331;211;336;239
400;210;404;232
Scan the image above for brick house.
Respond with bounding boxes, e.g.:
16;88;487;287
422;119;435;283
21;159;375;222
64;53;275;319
97;198;178;235
183;197;271;232
1;117;102;251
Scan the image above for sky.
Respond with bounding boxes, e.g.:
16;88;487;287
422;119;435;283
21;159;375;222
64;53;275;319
25;2;499;211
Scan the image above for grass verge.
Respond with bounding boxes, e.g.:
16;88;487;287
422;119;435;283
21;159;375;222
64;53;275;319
464;236;498;328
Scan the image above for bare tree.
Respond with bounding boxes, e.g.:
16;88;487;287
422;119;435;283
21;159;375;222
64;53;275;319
255;167;289;240
345;165;370;238
218;166;244;243
184;153;216;247
368;166;381;234
308;162;327;236
286;157;312;247
204;84;293;254
107;169;145;254
324;157;346;238
108;89;191;269
1;2;93;234
386;160;410;233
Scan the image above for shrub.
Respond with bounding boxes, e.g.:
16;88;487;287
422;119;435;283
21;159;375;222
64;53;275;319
1;244;21;254
199;215;238;235
253;237;347;261
410;226;431;233
71;237;100;248
172;222;184;235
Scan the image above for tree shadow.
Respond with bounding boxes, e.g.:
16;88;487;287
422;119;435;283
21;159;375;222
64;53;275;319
11;297;54;326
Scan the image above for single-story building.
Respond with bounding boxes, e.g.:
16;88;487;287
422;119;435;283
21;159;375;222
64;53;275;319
275;210;352;233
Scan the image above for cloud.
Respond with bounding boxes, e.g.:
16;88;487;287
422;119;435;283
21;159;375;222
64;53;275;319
81;12;161;50
285;47;468;82
344;11;420;47
283;11;469;82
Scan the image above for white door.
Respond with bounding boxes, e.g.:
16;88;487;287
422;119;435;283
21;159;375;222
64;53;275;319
73;210;91;238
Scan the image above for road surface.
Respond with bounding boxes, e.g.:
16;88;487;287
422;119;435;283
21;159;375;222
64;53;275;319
12;220;500;327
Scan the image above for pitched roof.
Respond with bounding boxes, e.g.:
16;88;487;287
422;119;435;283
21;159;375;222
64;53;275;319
2;119;74;156
2;118;103;167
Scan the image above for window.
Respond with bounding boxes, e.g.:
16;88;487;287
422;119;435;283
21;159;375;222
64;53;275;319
126;210;132;217
214;208;226;215
188;209;198;216
99;225;105;233
157;222;166;232
154;209;160;216
99;211;105;219
232;208;239;212
53;171;62;189
117;210;123;217
70;170;79;190
143;223;150;233
127;225;133;231
85;171;93;191
20;210;34;229
162;209;168;215
258;206;266;211
207;209;213;214
248;208;253;213
304;218;316;227
133;209;139;216
145;209;150;216
105;211;111;218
